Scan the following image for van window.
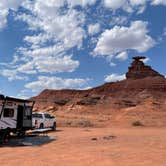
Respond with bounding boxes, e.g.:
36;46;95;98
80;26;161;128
45;114;51;119
32;113;43;118
3;108;14;117
25;106;32;116
24;107;32;120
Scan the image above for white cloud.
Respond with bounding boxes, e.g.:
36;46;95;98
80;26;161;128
0;10;8;29
1;1;86;79
105;73;126;82
0;0;23;29
82;86;92;90
103;0;149;13
88;23;101;35
67;0;97;7
103;0;166;13
111;16;128;25
1;69;28;81
110;62;117;67
94;21;155;57
142;57;150;63
129;0;148;6
25;76;89;92
164;27;166;36
116;51;128;60
151;0;166;5
0;0;23;9
32;56;79;74
104;0;126;10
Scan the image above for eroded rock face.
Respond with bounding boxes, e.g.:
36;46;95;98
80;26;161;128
31;56;166;111
126;56;164;79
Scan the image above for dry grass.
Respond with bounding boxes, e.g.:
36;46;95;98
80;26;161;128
132;120;143;126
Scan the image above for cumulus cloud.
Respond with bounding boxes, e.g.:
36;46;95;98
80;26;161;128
0;0;23;29
104;0;126;10
25;76;89;92
104;0;149;13
163;27;166;36
1;69;28;81
67;0;97;7
1;0;86;80
103;0;166;13
151;0;166;5
104;0;156;14
111;16;128;25
88;23;101;35
116;51;128;60
110;62;117;67
142;57;150;63
94;21;155;57
104;73;126;82
29;56;79;74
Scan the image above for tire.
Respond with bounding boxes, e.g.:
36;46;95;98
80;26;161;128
39;123;44;129
0;130;10;144
17;131;25;138
52;122;56;131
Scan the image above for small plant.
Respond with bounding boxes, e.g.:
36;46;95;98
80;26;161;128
66;121;72;126
77;119;93;127
132;121;143;126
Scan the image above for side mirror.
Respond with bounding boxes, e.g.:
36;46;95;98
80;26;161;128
50;116;55;119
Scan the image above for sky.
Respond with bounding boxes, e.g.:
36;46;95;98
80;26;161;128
0;0;166;98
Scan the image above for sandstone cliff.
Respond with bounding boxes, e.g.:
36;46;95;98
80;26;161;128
32;56;166;111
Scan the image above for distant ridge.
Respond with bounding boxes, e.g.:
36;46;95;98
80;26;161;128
32;56;166;112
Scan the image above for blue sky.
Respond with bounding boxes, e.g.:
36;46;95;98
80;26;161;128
0;0;166;98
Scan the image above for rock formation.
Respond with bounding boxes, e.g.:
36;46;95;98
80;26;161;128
126;56;164;79
31;56;166;113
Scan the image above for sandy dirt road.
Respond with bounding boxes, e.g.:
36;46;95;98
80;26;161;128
0;127;166;166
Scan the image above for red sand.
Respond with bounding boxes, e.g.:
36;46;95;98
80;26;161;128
1;127;166;166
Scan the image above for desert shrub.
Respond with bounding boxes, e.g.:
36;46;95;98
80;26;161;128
66;121;72;126
76;119;93;127
132;121;143;126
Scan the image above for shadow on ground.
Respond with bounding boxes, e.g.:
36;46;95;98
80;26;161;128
0;135;56;147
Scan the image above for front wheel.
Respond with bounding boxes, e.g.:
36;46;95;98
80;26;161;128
0;130;10;144
39;123;44;129
52;122;56;131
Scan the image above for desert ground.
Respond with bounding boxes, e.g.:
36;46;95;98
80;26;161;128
0;127;166;166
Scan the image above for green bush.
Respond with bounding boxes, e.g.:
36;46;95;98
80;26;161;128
132;121;143;126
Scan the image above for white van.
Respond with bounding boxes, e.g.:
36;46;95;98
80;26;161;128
32;112;56;131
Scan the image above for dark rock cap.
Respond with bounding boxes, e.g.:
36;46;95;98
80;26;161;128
132;56;146;61
126;56;164;79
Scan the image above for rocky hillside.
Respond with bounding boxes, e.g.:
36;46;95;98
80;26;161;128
31;56;166;127
32;56;166;111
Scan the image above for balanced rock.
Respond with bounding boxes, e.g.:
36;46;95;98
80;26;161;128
126;56;164;79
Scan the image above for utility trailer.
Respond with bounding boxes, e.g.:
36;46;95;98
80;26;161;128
0;95;35;143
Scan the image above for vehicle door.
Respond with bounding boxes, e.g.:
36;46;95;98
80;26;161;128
22;106;32;129
1;107;16;129
44;114;52;127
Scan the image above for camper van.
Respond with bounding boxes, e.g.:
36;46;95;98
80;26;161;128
0;95;34;142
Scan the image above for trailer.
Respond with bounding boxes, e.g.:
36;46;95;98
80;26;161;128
0;95;35;143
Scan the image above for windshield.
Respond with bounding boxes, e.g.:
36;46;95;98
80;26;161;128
32;113;43;118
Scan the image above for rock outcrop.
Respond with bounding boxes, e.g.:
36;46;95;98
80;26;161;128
31;56;166;112
126;56;164;79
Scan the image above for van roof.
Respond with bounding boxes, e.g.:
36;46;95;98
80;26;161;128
5;96;34;103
